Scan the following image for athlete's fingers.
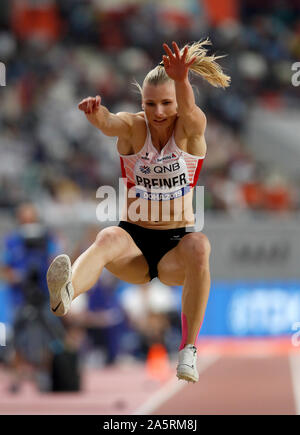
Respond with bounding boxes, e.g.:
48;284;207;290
186;56;197;67
78;96;101;114
95;95;101;109
91;98;97;113
181;46;189;63
79;98;88;112
78;99;88;112
163;43;175;61
162;55;170;68
172;41;181;59
78;99;84;110
84;98;89;114
85;99;90;114
88;98;94;114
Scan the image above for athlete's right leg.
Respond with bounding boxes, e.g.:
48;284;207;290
72;226;150;297
47;226;150;316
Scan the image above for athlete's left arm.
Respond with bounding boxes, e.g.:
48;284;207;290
174;78;207;135
162;42;207;153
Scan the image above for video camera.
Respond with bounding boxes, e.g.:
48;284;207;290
19;223;48;250
19;223;49;306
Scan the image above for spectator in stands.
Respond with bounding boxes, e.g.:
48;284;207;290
1;202;64;392
119;280;178;359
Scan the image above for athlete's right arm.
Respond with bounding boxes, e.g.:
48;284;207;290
78;95;132;138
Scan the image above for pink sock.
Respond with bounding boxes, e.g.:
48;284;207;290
179;313;202;350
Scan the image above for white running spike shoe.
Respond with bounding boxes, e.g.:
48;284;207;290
46;254;74;317
176;344;199;383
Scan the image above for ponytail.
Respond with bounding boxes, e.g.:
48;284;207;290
183;38;230;88
134;38;230;95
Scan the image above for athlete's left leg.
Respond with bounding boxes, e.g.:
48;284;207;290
157;232;211;348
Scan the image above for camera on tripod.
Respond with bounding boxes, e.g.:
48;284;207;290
20;222;48;250
20;223;49;307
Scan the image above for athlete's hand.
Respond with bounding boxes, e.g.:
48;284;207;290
78;95;101;115
162;41;196;82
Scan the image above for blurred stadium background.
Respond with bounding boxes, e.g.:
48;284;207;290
0;0;300;415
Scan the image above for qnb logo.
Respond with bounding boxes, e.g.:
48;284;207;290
0;62;6;86
231;242;290;264
153;162;180;173
291;62;300;87
0;322;6;346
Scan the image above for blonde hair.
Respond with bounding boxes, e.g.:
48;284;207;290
135;38;230;94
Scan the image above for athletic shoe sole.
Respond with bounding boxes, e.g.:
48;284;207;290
176;366;199;383
46;254;73;317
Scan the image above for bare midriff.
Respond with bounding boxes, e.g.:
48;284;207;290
120;188;195;229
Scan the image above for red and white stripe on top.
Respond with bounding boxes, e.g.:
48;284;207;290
119;121;205;201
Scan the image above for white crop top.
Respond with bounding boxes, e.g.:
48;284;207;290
119;118;205;201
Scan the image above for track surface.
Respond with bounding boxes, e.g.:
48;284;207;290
0;338;299;415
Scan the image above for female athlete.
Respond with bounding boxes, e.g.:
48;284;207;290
47;40;230;383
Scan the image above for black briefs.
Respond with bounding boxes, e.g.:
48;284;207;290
118;221;195;280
